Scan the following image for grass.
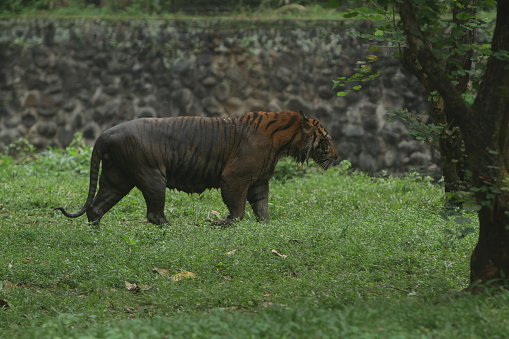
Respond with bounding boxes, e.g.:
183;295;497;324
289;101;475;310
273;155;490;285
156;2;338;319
0;140;508;338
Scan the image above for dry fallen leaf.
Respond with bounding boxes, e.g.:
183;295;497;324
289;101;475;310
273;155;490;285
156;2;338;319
152;267;171;277
125;281;140;293
123;306;136;313
171;271;196;282
1;281;34;289
124;281;150;293
225;249;237;255
210;210;221;216
271;249;287;258
1;281;15;290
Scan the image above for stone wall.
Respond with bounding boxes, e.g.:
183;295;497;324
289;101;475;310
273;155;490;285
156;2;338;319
0;18;431;173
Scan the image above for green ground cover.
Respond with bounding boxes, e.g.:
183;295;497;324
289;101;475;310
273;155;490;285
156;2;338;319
0;141;508;338
0;2;342;20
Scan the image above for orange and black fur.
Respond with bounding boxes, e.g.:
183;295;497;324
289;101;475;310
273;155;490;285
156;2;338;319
55;110;339;226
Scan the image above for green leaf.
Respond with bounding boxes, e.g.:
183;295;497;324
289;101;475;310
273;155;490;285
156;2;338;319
456;12;473;21
463;204;482;212
454;217;473;225
337;91;348;97
374;29;384;36
460;227;476;236
343;11;359;18
353;85;362;91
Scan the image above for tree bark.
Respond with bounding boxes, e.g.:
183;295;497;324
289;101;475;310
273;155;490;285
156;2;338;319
465;0;509;290
440;0;476;198
398;0;509;289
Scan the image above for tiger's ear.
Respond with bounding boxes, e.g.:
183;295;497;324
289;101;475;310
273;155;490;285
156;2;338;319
300;111;313;132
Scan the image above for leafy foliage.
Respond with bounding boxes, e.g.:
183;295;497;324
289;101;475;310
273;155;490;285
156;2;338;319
334;1;498;207
332;54;384;96
336;1;495;100
38;133;92;174
386;108;446;155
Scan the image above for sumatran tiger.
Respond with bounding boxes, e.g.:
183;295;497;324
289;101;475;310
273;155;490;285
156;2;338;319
55;110;339;226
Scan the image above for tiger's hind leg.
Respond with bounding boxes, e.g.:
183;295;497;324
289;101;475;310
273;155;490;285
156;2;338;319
217;179;249;226
248;181;270;222
87;166;134;226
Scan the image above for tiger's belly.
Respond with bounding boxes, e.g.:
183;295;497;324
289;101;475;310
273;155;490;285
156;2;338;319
165;168;222;194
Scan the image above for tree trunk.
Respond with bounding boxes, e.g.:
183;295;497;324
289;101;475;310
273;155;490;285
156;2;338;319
430;99;467;201
398;0;509;289
463;0;509;290
439;0;476;200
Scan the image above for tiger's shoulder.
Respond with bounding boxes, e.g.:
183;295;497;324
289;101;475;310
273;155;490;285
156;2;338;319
235;110;301;131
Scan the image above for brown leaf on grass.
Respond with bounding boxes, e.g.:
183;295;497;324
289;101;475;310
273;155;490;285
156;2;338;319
123;306;136;313
152;267;171;277
124;281;150;293
1;281;15;289
271;249;287;258
225;249;237;255
125;281;140;293
15;282;31;288
2;281;35;289
171;271;196;282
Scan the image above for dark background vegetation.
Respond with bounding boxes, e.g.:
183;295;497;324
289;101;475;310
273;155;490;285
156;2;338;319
0;0;357;15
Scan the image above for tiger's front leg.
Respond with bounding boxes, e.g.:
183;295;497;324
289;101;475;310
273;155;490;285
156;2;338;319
248;181;270;222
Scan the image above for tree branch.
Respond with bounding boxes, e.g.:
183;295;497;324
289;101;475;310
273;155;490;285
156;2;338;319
472;0;509;165
400;47;432;91
397;0;469;122
448;0;476;93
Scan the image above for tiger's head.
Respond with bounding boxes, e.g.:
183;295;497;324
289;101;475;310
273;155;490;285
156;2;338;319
297;112;339;170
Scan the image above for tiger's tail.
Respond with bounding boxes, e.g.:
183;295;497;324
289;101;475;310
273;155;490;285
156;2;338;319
54;137;104;219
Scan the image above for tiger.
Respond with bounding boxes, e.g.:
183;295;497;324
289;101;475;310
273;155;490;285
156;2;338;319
55;110;339;226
